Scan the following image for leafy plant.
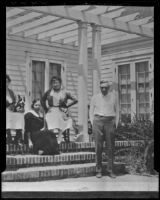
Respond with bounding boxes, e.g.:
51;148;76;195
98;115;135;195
115;114;155;175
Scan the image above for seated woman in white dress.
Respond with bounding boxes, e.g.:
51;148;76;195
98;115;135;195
6;74;24;144
41;76;78;143
6;74;16;143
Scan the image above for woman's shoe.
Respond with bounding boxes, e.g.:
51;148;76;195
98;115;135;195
96;172;102;178
38;150;44;155
108;172;116;178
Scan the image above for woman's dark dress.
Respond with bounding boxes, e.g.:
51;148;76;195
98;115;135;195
24;112;59;155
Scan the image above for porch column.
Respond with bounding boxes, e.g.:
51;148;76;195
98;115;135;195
149;56;154;121
130;62;136;121
91;24;101;94
77;21;89;142
25;52;31;112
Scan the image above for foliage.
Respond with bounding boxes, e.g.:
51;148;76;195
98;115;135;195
14;95;25;113
115;115;154;175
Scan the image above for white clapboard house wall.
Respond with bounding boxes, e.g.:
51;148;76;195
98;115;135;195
6;35;154;135
100;37;154;121
6;35;94;130
6;6;154;139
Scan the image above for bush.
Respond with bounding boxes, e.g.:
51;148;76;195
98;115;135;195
115;115;154;175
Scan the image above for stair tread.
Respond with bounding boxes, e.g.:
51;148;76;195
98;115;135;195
3;163;96;174
3;162;124;174
7;152;95;158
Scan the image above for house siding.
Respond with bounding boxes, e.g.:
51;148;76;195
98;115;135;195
6;35;93;124
100;37;154;119
100;38;154;84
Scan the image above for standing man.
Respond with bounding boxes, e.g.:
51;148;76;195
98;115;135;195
89;80;119;178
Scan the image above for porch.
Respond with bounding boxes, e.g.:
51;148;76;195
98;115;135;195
6;5;154;141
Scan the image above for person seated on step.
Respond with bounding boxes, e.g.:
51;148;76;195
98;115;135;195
41;76;78;144
6;74;24;145
24;98;59;155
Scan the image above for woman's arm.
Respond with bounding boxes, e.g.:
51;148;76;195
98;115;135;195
7;89;16;110
26;132;33;148
66;92;78;108
9;89;16;104
41;90;49;113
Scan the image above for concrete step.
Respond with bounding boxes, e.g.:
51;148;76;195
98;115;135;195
2;162;126;182
6;140;144;155
6;152;95;170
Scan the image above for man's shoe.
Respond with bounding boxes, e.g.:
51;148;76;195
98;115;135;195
96;172;102;178
108;172;116;178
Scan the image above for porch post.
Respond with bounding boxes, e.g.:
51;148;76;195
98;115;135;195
45;60;49;92
130;62;136;120
25;52;31;112
77;21;89;142
91;24;101;94
149;56;154;121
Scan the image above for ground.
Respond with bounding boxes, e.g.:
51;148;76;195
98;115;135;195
2;174;159;192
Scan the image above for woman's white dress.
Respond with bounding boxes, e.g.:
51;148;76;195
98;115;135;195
45;89;72;132
6;93;24;130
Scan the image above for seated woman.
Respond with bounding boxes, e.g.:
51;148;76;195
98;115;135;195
6;74;16;143
6;74;25;145
24;99;59;155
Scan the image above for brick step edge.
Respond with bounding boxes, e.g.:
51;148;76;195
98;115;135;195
2;162;126;182
6;152;96;170
6;153;128;170
6;141;144;155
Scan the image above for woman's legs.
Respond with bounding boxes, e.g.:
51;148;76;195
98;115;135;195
6;129;12;144
49;129;63;144
33;130;59;155
63;129;70;143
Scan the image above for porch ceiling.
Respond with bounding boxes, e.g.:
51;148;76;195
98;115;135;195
6;6;154;47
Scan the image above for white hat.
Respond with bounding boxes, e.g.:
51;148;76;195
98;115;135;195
100;80;112;87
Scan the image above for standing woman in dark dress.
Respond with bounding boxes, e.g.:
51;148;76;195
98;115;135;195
24;99;59;155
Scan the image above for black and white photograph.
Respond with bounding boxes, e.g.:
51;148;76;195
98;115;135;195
2;3;158;198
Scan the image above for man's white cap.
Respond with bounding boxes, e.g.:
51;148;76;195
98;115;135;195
100;80;112;87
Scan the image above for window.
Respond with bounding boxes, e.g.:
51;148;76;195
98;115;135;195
117;60;151;122
118;64;131;122
31;60;61;101
32;60;45;100
49;62;61;86
136;61;150;119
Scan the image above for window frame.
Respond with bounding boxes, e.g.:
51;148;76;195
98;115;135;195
115;56;153;122
26;57;65;110
117;62;131;122
135;60;150;119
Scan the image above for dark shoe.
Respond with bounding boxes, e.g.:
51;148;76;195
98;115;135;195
108;172;116;178
96;172;102;178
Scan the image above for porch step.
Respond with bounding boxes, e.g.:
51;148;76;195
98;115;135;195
6;140;144;155
6;152;95;170
2;162;126;182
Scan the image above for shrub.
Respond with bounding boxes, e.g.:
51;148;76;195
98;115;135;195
115;115;154;175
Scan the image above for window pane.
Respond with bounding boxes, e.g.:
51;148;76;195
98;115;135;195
49;63;61;84
32;61;45;100
136;61;150;119
118;64;131;122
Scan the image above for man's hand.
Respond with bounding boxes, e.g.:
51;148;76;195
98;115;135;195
28;140;33;149
88;120;92;135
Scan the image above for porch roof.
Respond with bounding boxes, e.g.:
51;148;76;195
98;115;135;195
6;5;154;47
